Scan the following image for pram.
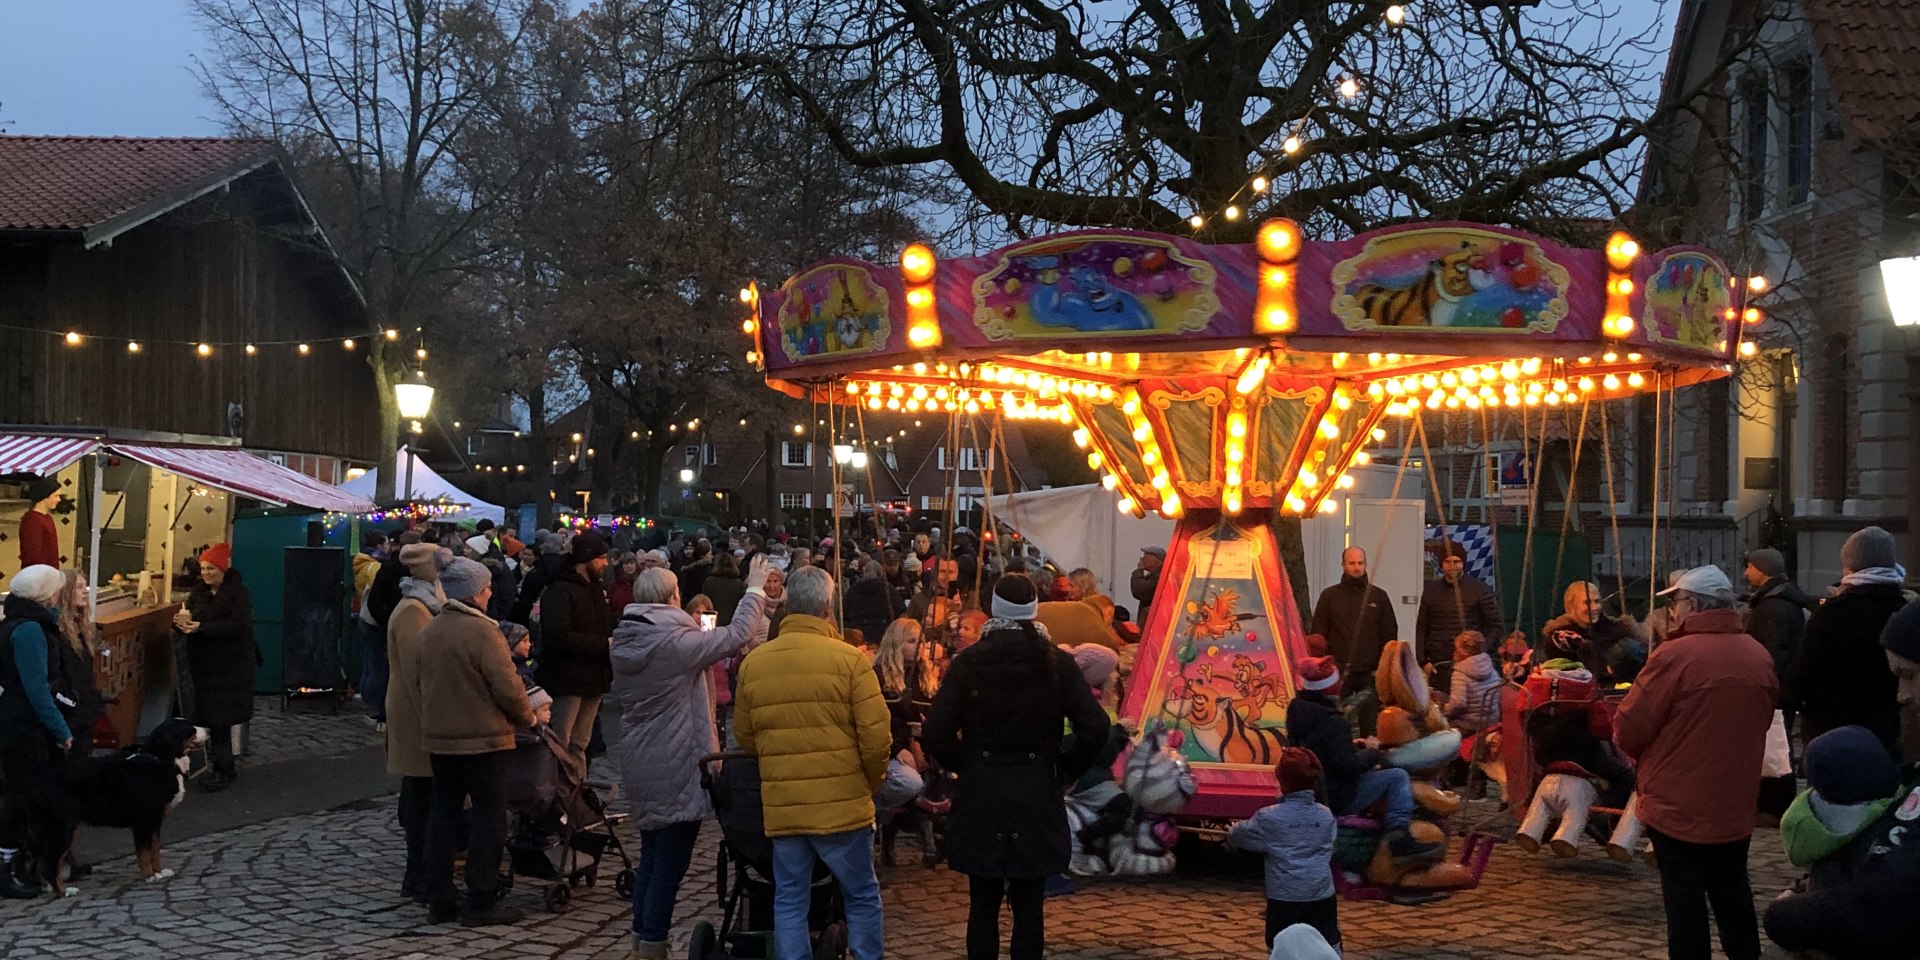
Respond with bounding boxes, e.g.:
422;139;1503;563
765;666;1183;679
501;725;636;912
876;707;950;869
693;751;849;960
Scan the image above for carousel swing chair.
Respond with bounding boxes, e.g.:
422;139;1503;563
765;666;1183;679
742;220;1750;896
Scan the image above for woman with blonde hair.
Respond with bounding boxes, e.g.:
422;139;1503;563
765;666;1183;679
52;571;104;747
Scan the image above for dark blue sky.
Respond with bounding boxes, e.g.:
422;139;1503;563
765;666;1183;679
0;1;1678;140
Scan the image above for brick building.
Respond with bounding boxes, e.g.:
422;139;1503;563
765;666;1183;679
1633;0;1919;588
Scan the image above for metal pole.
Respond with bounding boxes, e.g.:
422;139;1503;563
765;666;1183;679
87;452;104;612
403;444;416;503
160;470;180;605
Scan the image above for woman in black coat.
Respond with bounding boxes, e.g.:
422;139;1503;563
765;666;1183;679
175;543;255;790
923;575;1109;960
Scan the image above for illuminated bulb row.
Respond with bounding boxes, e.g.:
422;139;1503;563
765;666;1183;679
1222;401;1250;515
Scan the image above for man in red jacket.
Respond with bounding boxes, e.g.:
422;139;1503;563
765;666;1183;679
1615;565;1778;960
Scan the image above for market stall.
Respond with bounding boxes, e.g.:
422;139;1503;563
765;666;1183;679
0;427;375;745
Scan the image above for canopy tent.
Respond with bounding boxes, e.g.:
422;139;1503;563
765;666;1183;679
339;446;506;525
984;484;1175;604
0;431;374;513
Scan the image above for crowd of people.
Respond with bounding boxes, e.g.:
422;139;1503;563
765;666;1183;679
6;490;1920;959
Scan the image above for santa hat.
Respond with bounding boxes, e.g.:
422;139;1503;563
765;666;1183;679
1295;655;1340;692
200;543;233;571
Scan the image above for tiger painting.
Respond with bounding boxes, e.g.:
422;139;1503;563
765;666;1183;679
1351;241;1496;327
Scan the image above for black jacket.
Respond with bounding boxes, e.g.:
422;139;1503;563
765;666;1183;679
703;572;747;627
534;568;615;697
1533;613;1645;687
1745;576;1813;706
1764;768;1920;959
1285;688;1382;815
182;570;257;729
677;559;714;607
1130;566;1160;627
923;625;1109;879
843;576;902;648
1310;575;1398;675
508;553;569;627
1794;582;1909;749
482;556;517;621
0;595;85;739
1414;575;1504;663
365;554;407;628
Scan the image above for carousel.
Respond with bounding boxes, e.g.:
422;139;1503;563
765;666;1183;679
741;219;1747;847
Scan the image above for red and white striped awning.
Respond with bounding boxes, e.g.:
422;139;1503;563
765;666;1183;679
0;435;98;476
112;445;376;514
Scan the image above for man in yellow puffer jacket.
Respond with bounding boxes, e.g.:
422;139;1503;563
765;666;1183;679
735;566;892;960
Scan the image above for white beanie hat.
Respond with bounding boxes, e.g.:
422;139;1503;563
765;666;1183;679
9;564;64;604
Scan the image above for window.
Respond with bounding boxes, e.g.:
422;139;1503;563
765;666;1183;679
1785;64;1812;205
779;492;811;511
781;441;813;467
703;443;718;467
684;445;699;465
1741;77;1770;217
938;447;992;471
467;435;484;456
1702;379;1731;503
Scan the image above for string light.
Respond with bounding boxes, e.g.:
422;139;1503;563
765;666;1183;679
298;343;311;355
1282;136;1302;155
1251;176;1269;193
1338;77;1360;100
1189;214;1205;230
64;331;82;346
197;343;213;357
126;341;140;353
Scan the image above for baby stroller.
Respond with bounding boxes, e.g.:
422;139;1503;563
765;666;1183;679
501;725;635;912
693;751;849;960
876;708;950;869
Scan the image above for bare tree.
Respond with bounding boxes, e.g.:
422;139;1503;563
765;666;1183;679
193;0;543;501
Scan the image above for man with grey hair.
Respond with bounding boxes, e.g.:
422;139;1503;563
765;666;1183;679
611;556;771;959
1616;565;1778;960
1794;525;1909;749
735;566;891;960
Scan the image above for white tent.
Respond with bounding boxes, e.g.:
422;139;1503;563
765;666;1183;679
338;446;506;525
983;485;1175;603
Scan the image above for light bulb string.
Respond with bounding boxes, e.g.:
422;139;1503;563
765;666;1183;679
4;321;384;349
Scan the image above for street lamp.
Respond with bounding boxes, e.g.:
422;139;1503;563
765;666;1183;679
1881;255;1920;327
394;380;435;501
679;468;695;484
833;443;853;465
850;450;869;470
1883;255;1920;585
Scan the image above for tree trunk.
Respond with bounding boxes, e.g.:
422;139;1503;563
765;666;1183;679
525;385;552;530
1271;517;1314;622
639;437;670;515
370;339;402;504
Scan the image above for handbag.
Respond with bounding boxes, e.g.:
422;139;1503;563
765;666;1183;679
1760;709;1792;779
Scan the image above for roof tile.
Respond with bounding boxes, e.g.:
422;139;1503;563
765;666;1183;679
1805;0;1920;141
0;135;275;233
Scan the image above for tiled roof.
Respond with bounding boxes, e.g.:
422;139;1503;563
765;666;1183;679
0;135;275;238
1804;0;1920;141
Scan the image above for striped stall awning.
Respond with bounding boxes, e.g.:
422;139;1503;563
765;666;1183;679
0;435;99;476
112;444;375;514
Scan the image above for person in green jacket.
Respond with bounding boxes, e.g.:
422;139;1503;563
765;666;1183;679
1766;724;1906;957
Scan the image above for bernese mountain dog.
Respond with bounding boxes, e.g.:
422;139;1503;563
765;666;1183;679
14;718;209;896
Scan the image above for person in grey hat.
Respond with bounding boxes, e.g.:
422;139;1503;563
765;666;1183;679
1794;526;1910;750
416;556;532;927
1131;546;1167;632
1742;548;1813;734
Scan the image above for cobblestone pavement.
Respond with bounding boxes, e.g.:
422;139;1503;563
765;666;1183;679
0;781;1806;960
236;696;384;767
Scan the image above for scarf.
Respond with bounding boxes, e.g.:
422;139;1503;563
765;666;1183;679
399;576;446;614
444;597;492;621
1841;565;1908;589
984;617;1051;640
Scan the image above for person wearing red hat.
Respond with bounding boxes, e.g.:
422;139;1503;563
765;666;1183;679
1227;747;1341;953
174;543;255;790
1285;655;1441;864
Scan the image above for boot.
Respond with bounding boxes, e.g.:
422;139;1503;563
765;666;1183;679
0;854;42;900
1513;832;1541;854
630;936;669;960
1384;827;1443;864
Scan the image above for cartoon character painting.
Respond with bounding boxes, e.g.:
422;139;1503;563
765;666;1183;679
1143;561;1295;766
1641;251;1731;351
972;233;1218;340
774;263;892;363
1331;228;1571;332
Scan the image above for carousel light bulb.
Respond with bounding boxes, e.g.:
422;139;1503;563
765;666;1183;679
1334;392;1354;411
1739;340;1759;357
886;397;901;410
1602;350;1619;363
1552;379;1568;393
1228;417;1248;439
1420;374;1438;390
1225;445;1245;463
1073;428;1090;448
1224;205;1242;221
1501;361;1520;380
1318;419;1340;439
1088;451;1104;470
1117;496;1137;514
1367;382;1385;400
1285;495;1307;513
1122;395;1140;415
1603;373;1622;390
866;398;882;410
1132;423;1151;442
1440;371;1458;388
1461;368;1479;386
126;341;141;353
1464;394;1482;409
1627;372;1646;388
1425;392;1444;409
1522;358;1542;375
1546;393;1563;406
1299;469;1318;488
298;343;311;355
1524;394;1541;406
198;343;214;357
1319;498;1339;514
1159;493;1183;519
1579;377;1596;392
1224;494;1243;515
1102;474;1119;491
1355;451;1372;465
1337;474;1355;489
1225;466;1243;485
1444;395;1461;409
1371;427;1387;442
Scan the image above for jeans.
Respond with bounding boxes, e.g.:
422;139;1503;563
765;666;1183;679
397;775;432;894
633;820;702;943
771;826;884;960
1647;828;1760;960
359;619;388;721
424;751;509;912
1343;767;1414;829
967;876;1044;960
549;695;601;768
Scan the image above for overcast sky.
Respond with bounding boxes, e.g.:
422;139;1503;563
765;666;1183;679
0;0;1679;140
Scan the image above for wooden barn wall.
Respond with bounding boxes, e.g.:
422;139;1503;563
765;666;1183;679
0;191;378;461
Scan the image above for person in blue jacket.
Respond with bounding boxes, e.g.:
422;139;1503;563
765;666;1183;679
0;564;78;898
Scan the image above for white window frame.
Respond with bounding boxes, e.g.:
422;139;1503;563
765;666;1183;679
779;492;812;511
703;443;718;467
781;441;813;468
937;447;993;472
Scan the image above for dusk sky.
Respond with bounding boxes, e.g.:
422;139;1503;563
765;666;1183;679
0;1;1677;140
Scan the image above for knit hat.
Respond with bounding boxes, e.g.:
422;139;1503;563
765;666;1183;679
1295;655;1340;692
456;518;479;533
500;621;529;645
1841;526;1899;573
200;543;233;571
525;685;553;714
23;474;61;504
1274;746;1323;795
536;531;566;555
1882;598;1920;666
901;554;922;573
1805;725;1901;805
501;536;526;557
441;558;491;602
569;531;609;564
990;574;1038;620
1744;548;1787;580
464;534;493;557
475;519;496;534
1268;922;1341;960
8;564;63;603
1070;643;1119;690
399;543;445;582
